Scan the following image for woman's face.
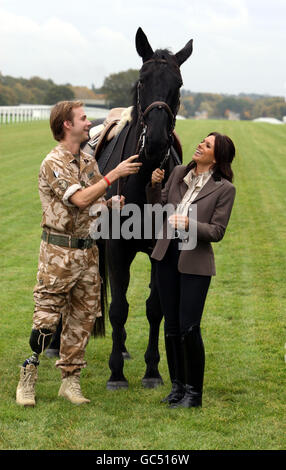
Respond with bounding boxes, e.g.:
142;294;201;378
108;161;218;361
192;135;216;168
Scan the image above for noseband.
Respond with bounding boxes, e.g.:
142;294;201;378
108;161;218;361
142;100;175;123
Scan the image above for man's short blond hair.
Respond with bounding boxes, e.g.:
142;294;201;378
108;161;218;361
50;100;84;141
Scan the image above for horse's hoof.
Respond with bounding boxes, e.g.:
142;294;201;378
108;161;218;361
142;377;164;389
106;380;129;390
122;351;132;360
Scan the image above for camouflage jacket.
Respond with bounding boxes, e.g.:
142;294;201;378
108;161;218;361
39;143;105;238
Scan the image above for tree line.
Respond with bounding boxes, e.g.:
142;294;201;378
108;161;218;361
180;90;286;121
1;70;285;121
0;74;75;105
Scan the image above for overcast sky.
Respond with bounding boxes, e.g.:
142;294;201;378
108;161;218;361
0;0;285;97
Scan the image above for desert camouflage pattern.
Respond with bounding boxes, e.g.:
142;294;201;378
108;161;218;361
33;241;101;377
32;143;104;377
39;143;106;237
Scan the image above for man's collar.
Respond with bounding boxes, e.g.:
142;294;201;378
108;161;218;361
57;143;77;163
57;143;93;164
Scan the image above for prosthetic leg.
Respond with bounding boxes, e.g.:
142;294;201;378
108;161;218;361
16;329;53;406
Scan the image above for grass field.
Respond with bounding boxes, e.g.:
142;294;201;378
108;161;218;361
0;118;285;451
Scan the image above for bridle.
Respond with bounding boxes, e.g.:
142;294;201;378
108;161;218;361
116;58;181;195
136;58;181;169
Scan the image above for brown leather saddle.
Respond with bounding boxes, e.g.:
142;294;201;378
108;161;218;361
83;119;183;168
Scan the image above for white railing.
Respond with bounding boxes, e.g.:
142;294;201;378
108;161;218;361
85;106;111;120
0;105;111;125
0;105;52;124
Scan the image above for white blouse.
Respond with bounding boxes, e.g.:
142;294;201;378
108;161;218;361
176;168;213;216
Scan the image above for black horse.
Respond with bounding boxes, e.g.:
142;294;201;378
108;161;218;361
46;28;193;390
94;28;193;389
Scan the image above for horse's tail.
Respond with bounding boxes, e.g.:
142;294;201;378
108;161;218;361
93;239;109;337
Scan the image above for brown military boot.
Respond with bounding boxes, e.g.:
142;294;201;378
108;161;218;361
16;363;38;407
58;375;90;405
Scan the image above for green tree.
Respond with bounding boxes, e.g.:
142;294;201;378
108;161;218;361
13;83;34;104
44;85;75;105
0;83;17;105
214;96;253;120
253;97;286;120
28;76;54;90
101;69;139;108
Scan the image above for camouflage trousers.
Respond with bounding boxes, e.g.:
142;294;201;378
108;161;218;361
33;240;101;377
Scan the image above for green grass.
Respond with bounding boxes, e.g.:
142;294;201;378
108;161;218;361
0;119;285;450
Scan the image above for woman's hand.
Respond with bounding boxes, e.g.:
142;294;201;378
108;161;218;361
151;168;165;187
168;214;189;231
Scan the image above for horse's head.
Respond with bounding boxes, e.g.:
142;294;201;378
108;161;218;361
134;27;193;162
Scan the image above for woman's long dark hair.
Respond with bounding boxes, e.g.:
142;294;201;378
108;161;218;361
185;132;235;182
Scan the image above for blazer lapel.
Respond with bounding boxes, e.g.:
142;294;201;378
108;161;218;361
192;176;224;204
171;166;188;202
173;168;224;205
179;179;188;199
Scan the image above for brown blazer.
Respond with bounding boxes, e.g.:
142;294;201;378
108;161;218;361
146;165;236;276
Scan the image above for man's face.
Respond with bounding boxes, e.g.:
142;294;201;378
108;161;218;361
68;106;91;143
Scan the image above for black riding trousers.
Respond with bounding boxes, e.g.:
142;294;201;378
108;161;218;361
156;239;211;336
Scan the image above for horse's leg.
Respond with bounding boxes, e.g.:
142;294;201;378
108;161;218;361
121;327;131;359
142;258;164;388
106;240;136;390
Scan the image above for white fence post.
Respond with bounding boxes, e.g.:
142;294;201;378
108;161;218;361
0;105;111;125
0;105;53;125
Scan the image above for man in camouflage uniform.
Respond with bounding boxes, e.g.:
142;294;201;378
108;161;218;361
16;100;141;406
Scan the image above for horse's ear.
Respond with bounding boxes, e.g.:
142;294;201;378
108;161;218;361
136;27;154;62
175;39;193;67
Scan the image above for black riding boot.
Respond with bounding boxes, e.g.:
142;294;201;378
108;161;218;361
170;325;205;408
161;334;185;404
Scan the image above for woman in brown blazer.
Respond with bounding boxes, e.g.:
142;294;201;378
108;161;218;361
146;132;236;408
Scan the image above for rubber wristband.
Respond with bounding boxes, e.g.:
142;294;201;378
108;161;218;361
103;176;111;187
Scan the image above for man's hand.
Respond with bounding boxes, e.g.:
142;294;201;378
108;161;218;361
108;195;125;210
114;155;142;178
70;156;141;210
